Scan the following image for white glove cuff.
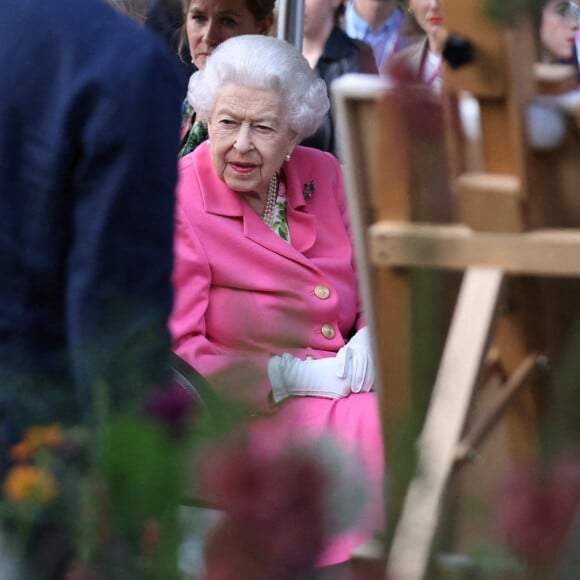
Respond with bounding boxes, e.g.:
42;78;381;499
268;355;289;404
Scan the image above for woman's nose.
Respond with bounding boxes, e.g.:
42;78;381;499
233;127;253;153
203;20;221;47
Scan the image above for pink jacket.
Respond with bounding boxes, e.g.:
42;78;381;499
170;142;364;408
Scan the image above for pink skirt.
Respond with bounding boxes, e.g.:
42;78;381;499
248;392;385;567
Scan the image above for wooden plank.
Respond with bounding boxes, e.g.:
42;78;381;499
350;536;387;580
534;63;579;95
441;0;506;97
455;172;523;232
374;92;413;221
333;77;419;559
499;18;537;196
333;74;418;449
477;101;527;181
528;125;580;230
490;278;547;462
387;268;503;580
455;353;540;462
369;223;580;277
441;5;535;213
332;80;390;420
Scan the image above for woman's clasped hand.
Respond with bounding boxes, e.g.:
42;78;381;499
268;327;376;403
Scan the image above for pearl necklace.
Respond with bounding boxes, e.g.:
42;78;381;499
261;173;279;227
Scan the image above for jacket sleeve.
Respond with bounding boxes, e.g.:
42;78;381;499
65;39;184;417
170;206;272;408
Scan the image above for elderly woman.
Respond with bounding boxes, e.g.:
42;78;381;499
170;34;384;573
177;0;275;158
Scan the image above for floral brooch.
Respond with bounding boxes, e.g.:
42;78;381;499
303;181;315;201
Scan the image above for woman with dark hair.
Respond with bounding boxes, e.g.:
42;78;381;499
146;0;195;83
301;0;377;158
177;0;276;158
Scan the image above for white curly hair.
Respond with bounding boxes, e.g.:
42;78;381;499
187;35;330;139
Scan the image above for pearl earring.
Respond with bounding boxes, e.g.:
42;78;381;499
285;153;291;161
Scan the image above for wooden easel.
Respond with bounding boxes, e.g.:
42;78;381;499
332;1;580;578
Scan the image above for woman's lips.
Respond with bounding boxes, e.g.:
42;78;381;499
428;16;442;25
230;162;257;174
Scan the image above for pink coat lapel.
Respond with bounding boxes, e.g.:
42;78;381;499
193;142;318;260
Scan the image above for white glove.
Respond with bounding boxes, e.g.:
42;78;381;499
268;354;351;403
336;327;375;394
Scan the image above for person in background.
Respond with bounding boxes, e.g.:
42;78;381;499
343;0;408;71
171;34;384;578
107;0;148;22
178;0;276;158
146;0;195;84
391;0;444;91
301;0;378;157
540;0;580;82
0;0;183;441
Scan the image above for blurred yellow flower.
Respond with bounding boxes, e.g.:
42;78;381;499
2;465;59;504
9;441;33;462
23;424;64;451
8;424;64;463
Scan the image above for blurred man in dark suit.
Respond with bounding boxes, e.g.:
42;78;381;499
0;0;183;436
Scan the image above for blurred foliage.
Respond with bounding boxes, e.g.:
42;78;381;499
484;0;545;26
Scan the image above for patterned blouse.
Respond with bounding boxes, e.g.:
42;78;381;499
179;101;208;158
270;173;290;243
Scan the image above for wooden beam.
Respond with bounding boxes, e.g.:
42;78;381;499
534;63;579;95
387;268;503;580
455;172;523;232
369;222;580;277
455;353;540;463
441;0;506;98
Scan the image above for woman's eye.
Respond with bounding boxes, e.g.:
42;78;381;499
218;118;236;126
554;1;574;17
256;125;273;132
222;17;237;27
190;13;206;24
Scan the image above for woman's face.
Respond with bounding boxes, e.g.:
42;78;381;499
303;0;342;37
208;84;298;198
541;1;580;60
410;0;442;38
186;0;273;69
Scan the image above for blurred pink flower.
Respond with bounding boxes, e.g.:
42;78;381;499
143;381;197;437
64;563;103;580
496;450;580;565
204;520;269;580
201;439;327;579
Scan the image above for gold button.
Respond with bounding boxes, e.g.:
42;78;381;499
305;354;316;360
314;285;330;300
321;324;335;339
